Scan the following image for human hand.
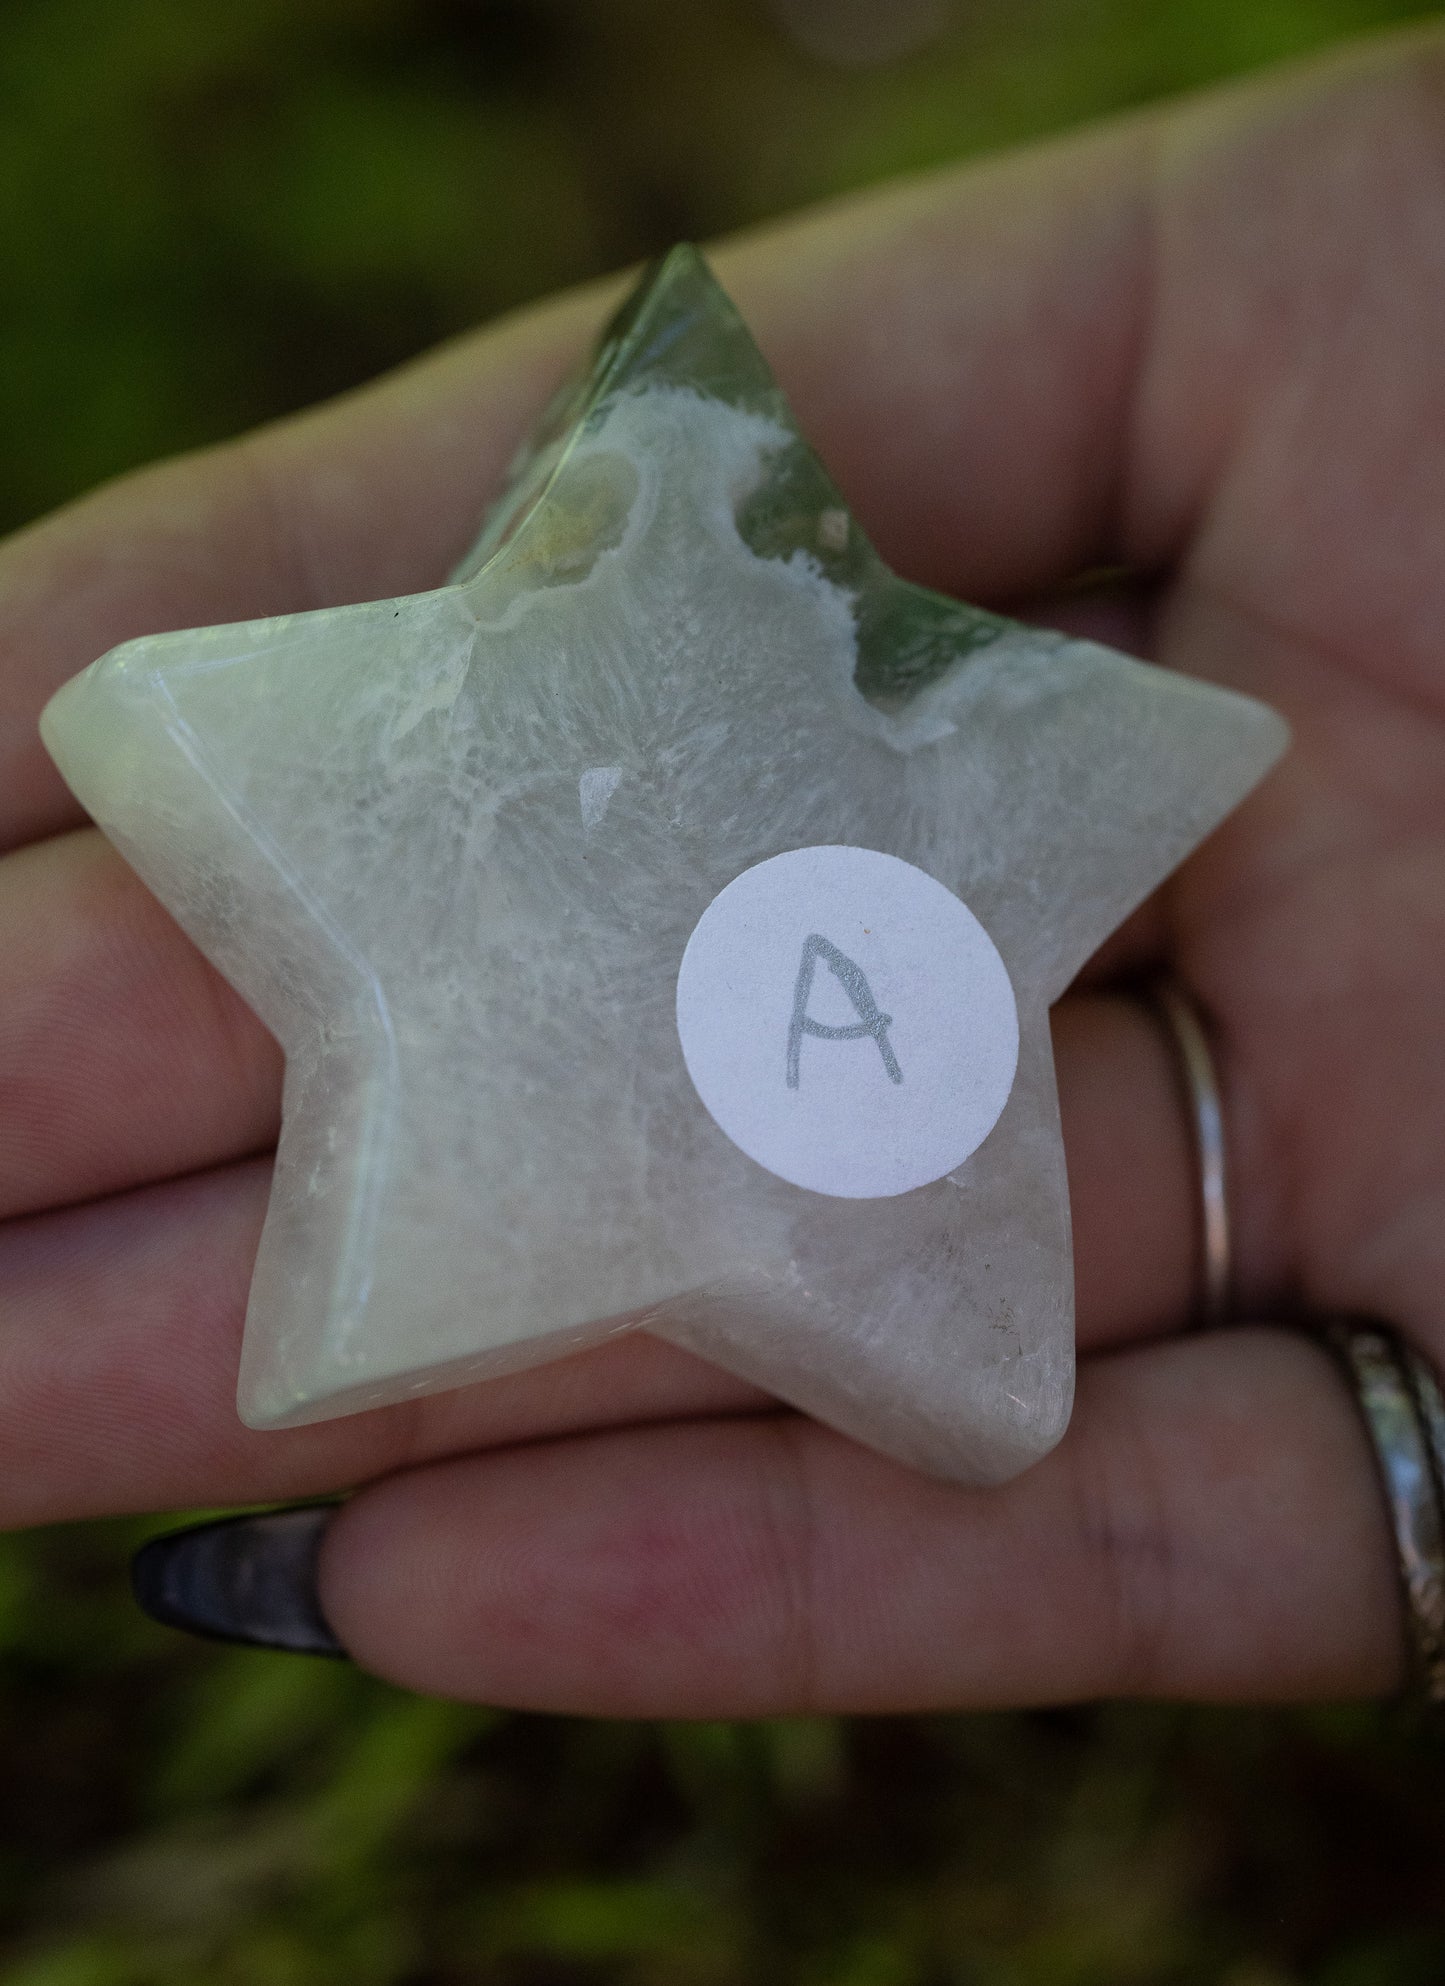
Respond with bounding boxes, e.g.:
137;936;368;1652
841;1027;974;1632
4;28;1441;1710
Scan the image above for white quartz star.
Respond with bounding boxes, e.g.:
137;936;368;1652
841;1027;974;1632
41;249;1286;1483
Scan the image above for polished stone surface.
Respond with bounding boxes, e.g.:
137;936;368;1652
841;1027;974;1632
41;248;1286;1482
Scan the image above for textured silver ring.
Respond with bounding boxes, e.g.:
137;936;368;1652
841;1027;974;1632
1322;1320;1445;1704
1406;1343;1445;1510
1150;978;1231;1328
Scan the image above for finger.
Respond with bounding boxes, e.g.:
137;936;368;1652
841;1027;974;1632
0;992;1198;1525
0;829;279;1219
1056;993;1199;1340
0;830;1183;1245
1;85;1169;849
0;289;607;851
0;1159;765;1531
318;1328;1405;1713
8;36;1434;840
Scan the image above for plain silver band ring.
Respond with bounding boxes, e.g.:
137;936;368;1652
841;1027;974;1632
1150;979;1231;1329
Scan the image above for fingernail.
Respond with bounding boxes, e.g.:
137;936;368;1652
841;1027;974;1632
132;1505;346;1657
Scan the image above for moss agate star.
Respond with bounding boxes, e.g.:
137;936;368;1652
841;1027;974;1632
40;248;1287;1484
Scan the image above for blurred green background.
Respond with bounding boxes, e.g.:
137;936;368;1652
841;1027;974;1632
5;1;1445;1980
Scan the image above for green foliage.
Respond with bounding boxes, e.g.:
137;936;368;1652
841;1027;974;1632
4;1529;1445;1981
4;1;1445;1979
0;0;1438;532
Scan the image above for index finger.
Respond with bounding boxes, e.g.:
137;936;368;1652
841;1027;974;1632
0;112;1157;853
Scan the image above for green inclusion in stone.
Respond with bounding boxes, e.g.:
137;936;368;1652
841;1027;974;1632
456;243;1009;707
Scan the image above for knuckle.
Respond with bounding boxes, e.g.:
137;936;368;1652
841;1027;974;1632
1066;1390;1181;1695
750;1418;826;1712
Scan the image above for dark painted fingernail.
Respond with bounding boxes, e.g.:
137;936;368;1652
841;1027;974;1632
132;1505;346;1657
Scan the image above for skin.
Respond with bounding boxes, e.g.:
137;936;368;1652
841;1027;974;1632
3;27;1443;1710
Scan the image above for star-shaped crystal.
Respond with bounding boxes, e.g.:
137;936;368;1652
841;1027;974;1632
41;248;1285;1483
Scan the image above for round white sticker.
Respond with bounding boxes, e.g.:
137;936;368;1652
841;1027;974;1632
675;845;1019;1199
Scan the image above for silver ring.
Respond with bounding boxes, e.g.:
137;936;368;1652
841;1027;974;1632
1406;1343;1445;1506
1150;978;1231;1328
1323;1320;1445;1704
